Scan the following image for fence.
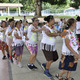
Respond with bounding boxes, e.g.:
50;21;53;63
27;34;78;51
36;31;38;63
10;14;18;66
0;8;80;16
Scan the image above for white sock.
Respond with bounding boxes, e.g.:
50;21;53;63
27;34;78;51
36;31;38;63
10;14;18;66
28;64;31;66
31;64;34;66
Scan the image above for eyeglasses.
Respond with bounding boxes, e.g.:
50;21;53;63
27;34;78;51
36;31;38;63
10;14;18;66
35;20;39;22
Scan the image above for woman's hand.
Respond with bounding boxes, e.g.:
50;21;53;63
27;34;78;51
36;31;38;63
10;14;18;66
32;28;36;32
32;27;45;32
60;31;68;37
25;37;29;40
74;52;80;59
0;29;4;32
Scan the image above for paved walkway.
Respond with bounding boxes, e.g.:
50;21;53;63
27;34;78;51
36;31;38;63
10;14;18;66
0;52;13;80
0;36;80;80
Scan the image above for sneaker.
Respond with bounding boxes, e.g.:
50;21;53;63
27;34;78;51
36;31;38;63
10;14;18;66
32;64;38;70
78;47;80;51
27;64;33;70
7;53;10;59
18;62;22;68
41;63;46;70
2;55;7;60
10;59;13;63
44;71;52;77
13;58;17;65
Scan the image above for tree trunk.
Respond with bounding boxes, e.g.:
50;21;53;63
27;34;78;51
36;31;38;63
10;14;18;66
35;0;42;17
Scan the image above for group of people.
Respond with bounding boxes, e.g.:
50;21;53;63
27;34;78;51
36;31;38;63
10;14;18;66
0;15;80;80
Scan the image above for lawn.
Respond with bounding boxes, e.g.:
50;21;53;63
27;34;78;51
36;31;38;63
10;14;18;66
0;15;78;20
0;16;33;19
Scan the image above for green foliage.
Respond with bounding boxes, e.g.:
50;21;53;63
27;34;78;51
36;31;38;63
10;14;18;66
0;0;8;3
42;0;67;5
70;0;80;9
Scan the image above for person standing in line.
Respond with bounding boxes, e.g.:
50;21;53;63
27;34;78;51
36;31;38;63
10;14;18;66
0;21;9;59
56;18;80;80
12;21;28;67
25;17;40;70
40;15;67;77
30;15;68;77
5;19;15;63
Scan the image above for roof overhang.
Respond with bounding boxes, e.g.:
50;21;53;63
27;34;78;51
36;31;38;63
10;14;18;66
0;3;23;9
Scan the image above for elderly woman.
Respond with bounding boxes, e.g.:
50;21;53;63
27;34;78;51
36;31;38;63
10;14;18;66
0;21;9;59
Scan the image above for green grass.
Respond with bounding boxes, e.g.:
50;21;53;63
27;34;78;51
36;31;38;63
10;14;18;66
0;15;78;20
0;16;33;19
54;15;77;19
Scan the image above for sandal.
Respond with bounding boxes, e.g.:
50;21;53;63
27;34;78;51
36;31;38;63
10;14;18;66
55;74;64;80
65;77;74;80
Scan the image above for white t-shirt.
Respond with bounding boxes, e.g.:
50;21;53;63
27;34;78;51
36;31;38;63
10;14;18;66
5;25;13;39
20;24;24;32
12;28;24;46
27;24;38;44
62;29;79;56
76;21;80;34
41;24;56;46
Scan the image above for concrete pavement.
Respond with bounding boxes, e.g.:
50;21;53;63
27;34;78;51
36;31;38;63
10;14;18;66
10;36;80;80
0;36;80;80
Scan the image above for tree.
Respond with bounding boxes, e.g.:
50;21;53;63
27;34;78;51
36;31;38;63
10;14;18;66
70;0;80;9
35;0;67;17
0;0;8;3
0;0;68;16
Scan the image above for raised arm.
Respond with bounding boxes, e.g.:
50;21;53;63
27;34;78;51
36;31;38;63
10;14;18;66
44;28;68;37
31;27;45;32
14;33;22;39
45;29;59;37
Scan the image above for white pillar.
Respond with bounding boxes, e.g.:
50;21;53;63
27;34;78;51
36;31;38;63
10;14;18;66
8;7;10;16
19;7;21;16
16;7;18;16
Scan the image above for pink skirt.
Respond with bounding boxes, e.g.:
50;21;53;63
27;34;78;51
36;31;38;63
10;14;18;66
6;37;13;50
25;42;38;55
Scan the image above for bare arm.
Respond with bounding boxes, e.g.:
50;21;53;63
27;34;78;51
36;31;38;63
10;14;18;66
45;29;59;37
23;32;29;40
0;28;4;32
14;32;29;40
44;28;68;37
0;29;4;32
77;28;80;31
65;38;80;59
14;33;22;39
8;29;14;36
31;27;45;32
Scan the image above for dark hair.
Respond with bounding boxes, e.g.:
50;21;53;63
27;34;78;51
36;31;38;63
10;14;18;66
76;16;80;21
12;17;14;18
44;15;54;22
1;21;6;27
6;17;8;20
15;21;19;27
66;18;76;29
20;20;22;23
60;18;63;21
32;17;37;22
9;19;14;23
